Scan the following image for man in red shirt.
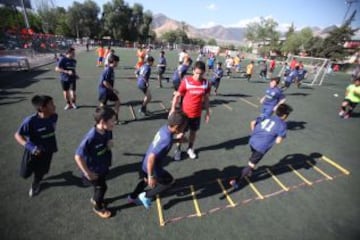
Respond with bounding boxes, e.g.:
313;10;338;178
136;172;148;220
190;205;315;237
169;61;211;160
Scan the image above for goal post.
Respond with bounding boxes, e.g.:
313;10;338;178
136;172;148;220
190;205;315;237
278;55;329;86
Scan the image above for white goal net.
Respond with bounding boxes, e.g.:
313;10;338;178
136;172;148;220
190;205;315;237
278;55;329;86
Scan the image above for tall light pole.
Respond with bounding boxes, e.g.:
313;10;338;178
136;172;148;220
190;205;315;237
20;0;30;29
343;0;359;24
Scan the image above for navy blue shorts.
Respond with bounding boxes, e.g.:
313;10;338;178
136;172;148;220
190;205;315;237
61;80;76;91
184;116;201;132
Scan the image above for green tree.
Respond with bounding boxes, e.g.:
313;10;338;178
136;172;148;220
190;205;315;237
161;30;178;44
67;0;100;38
320;25;357;59
245;17;280;54
207;38;217;45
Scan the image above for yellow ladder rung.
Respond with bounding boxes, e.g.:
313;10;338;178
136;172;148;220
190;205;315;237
217;179;236;207
190;185;202;216
321;156;350;175
307;161;333;180
245;176;264;199
266;169;289;191
156;195;165;227
288;164;313;185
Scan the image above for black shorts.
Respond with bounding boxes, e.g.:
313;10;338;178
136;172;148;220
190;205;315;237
138;85;149;94
184;116;201;132
61;80;76;91
99;91;119;104
249;146;264;165
158;68;165;76
20;150;53;178
344;99;358;109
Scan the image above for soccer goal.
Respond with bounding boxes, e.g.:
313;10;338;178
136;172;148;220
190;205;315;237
278;55;329;86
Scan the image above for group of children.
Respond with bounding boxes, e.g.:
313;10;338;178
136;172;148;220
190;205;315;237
14;46;359;220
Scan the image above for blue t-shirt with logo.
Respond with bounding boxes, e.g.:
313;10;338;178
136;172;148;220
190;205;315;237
285;69;298;83
211;67;224;83
76;127;113;175
249;115;287;154
260;86;285;118
17;113;58;153
172;64;189;84
57;57;77;82
98;67;115;95
142;125;173;177
137;63;152;89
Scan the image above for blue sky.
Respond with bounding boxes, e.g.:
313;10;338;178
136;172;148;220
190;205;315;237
38;0;360;30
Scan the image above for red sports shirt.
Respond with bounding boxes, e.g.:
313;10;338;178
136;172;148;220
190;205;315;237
178;76;211;118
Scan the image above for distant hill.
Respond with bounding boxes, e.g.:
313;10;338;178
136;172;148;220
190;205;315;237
152;13;246;44
152;14;354;44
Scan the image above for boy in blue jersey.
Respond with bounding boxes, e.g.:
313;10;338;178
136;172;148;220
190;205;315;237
207;54;216;73
128;111;187;209
55;47;79;110
98;54;121;124
172;57;191;91
14;95;58;197
229;104;293;188
281;65;299;90
157;51;167;88
75;107;116;219
296;63;307;88
259;77;286;119
137;56;154;116
211;62;224;95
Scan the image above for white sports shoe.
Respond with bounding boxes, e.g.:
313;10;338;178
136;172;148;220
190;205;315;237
71;103;77;109
187;148;197;159
64;104;71;110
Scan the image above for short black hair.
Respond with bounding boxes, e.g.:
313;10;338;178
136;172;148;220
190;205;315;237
270;77;281;84
168;111;187;127
93;106;116;123
108;54;120;63
194;61;206;71
31;95;53;112
275;103;293;117
66;47;75;54
147;56;154;63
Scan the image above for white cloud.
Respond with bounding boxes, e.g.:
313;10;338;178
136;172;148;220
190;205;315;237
206;3;217;10
200;21;218;29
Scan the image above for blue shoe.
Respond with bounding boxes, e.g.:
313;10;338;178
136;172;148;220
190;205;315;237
138;192;152;209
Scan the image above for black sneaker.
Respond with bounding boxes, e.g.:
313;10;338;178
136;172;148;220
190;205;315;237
29;183;41;197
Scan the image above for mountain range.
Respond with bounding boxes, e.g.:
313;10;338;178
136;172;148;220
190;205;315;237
152;13;338;44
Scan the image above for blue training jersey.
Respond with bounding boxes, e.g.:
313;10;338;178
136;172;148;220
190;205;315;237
57;56;77;82
137;63;152;89
212;67;224;82
249;115;287;154
285;69;298;83
98;67;115;94
76;127;113;174
142;125;173;176
17;113;58;153
263;87;285;107
158;56;166;71
172;64;189;83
